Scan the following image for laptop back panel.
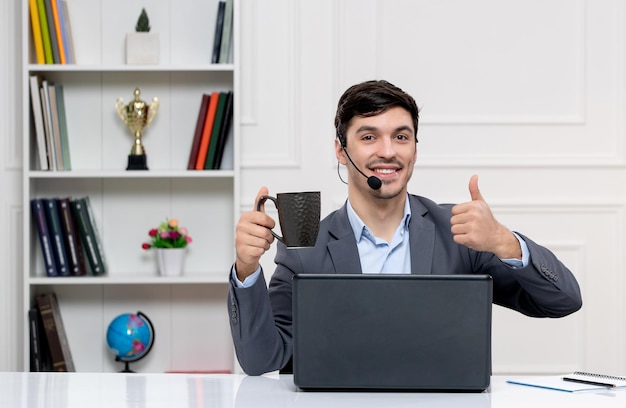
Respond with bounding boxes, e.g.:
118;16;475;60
292;274;493;391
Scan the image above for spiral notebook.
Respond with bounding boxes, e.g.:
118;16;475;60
508;372;626;393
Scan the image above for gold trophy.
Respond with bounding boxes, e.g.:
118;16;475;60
115;88;159;170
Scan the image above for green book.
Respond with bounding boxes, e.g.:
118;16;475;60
204;92;228;169
55;84;71;170
36;0;53;64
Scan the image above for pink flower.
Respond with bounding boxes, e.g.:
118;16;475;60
141;243;150;250
148;229;158;237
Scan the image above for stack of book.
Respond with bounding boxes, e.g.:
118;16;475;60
29;75;71;171
28;0;75;64
31;196;107;277
212;0;234;64
29;292;75;372
187;91;234;170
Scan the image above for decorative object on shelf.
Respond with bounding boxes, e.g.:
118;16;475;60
126;8;159;64
106;312;155;373
155;248;186;276
115;88;159;170
142;218;192;276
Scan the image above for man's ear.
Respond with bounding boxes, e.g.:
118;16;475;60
335;138;347;165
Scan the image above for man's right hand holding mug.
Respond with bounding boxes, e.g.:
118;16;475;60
234;187;275;282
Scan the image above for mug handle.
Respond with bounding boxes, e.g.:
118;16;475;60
256;195;284;243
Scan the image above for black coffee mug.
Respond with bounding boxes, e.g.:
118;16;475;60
256;191;321;248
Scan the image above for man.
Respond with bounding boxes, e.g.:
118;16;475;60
228;80;582;376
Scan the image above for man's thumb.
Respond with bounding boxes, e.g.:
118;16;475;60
469;175;484;201
255;186;270;212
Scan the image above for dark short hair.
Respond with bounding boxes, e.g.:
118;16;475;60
335;80;420;146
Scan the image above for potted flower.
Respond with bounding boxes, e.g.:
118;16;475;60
126;8;159;64
143;218;192;276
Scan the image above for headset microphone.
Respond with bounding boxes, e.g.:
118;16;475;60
341;146;382;190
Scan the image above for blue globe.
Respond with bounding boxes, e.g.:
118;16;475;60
106;312;154;371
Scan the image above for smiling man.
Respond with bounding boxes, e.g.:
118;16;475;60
227;80;582;376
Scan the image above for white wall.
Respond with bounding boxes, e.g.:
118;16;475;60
2;0;625;376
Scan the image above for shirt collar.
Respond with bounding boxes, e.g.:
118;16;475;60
346;194;412;242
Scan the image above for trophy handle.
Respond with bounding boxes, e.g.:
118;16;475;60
115;98;127;122
146;98;160;127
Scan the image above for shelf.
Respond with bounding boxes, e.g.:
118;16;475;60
27;64;235;73
28;275;229;285
27;170;235;179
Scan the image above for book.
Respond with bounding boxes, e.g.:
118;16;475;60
40;81;57;170
204;92;228;169
187;94;211;170
44;0;60;64
507;372;626;392
29;307;52;371
36;293;75;371
218;0;234;64
29;75;49;170
211;1;226;63
43;198;70;276
71;197;107;276
31;198;58;276
195;92;220;170
49;0;66;64
28;0;45;64
60;1;75;64
36;0;53;64
55;84;71;170
212;91;234;169
57;197;86;276
47;83;64;171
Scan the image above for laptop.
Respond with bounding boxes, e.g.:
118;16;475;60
292;274;493;391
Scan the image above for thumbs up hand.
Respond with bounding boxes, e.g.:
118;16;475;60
450;175;522;259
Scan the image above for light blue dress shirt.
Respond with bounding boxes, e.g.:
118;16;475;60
233;195;529;287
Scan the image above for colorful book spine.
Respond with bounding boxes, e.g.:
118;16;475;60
28;0;45;64
44;0;60;63
187;94;211;170
212;92;234;169
49;0;66;64
36;0;53;64
204;92;228;169
195;92;220;170
47;83;64;171
31;198;58;277
71;197;106;276
57;197;86;276
43;198;70;276
60;1;75;64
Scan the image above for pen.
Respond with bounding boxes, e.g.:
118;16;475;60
562;377;616;388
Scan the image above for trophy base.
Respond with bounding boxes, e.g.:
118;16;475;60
127;154;148;170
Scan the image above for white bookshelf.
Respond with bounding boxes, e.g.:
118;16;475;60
21;0;239;373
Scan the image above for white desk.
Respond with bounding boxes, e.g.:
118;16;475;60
0;373;624;408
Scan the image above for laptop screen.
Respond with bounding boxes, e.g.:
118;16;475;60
292;274;493;391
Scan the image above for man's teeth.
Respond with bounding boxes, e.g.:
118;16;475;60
375;169;395;174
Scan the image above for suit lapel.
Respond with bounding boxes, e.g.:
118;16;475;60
327;204;362;274
408;196;435;275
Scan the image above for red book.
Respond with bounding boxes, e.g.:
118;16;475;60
187;94;211;170
195;92;220;170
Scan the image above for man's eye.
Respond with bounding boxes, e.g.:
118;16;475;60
395;134;410;141
362;135;374;141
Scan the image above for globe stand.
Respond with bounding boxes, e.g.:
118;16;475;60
116;357;135;373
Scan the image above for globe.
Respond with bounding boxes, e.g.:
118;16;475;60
106;311;155;372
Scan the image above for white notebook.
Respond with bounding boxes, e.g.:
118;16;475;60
508;371;626;393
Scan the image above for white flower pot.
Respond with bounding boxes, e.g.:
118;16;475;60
156;248;186;276
126;32;159;65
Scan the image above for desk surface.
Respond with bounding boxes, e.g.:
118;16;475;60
0;373;624;408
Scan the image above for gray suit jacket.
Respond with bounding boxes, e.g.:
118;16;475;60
228;194;582;375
